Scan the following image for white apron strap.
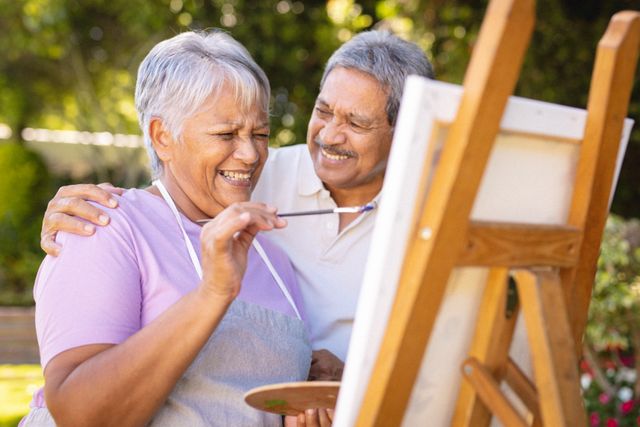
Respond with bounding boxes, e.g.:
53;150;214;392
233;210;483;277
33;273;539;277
154;179;301;320
252;239;303;321
153;179;203;280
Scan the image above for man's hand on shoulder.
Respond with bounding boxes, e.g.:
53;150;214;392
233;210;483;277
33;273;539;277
308;349;344;381
41;183;124;256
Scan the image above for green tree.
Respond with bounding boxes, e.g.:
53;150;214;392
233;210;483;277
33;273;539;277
0;0;639;303
583;215;640;424
0;142;52;304
1;1;637;213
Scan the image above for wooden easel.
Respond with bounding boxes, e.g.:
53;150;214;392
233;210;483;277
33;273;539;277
353;0;640;425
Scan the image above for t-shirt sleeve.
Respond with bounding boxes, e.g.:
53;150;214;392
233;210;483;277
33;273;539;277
34;206;142;369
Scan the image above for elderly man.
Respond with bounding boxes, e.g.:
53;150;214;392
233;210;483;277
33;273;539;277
39;30;434;376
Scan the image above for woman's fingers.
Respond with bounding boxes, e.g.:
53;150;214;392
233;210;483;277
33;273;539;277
202;204;283;248
198;203;290;299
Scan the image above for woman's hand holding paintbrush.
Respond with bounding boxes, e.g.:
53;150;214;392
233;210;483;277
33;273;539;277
196;202;376;223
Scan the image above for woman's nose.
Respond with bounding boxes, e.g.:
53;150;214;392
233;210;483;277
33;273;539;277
234;137;260;164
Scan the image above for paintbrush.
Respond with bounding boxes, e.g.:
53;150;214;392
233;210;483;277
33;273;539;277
195;202;377;223
277;202;377;217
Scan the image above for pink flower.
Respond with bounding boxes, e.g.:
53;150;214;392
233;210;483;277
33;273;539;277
619;354;633;367
599;393;611;404
605;418;618;427
590;412;600;426
621;400;634;414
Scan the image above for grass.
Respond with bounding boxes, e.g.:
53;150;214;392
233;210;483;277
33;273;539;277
0;365;43;427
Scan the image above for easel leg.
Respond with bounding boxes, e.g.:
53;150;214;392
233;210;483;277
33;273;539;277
514;269;587;427
453;268;519;426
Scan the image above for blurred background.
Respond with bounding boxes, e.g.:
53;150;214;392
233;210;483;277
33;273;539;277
0;0;639;425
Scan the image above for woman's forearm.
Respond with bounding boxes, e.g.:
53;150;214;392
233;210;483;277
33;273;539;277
45;288;232;427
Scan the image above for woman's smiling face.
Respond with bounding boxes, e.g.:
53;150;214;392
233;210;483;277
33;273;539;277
155;80;270;220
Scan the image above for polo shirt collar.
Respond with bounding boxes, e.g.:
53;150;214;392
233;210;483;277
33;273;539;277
297;147;326;196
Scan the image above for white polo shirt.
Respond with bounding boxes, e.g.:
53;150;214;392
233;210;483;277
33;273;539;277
252;145;378;361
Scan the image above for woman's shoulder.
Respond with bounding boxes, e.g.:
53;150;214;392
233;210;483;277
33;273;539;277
51;187;167;253
88;188;165;230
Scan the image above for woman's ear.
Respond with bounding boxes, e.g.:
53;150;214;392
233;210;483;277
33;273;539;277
149;118;174;162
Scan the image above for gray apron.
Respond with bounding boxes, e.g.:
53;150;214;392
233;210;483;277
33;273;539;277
151;180;311;425
21;181;311;426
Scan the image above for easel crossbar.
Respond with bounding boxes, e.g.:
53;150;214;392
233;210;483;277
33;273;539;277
458;222;581;267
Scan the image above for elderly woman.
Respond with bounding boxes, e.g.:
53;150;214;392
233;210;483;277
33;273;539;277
21;30;311;426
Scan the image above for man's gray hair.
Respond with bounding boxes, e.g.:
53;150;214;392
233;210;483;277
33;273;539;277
135;30;270;178
320;30;434;126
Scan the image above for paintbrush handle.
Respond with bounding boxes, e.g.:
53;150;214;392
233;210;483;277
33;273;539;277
277;209;336;217
196;204;374;223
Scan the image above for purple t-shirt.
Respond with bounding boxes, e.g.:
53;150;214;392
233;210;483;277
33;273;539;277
33;188;306;390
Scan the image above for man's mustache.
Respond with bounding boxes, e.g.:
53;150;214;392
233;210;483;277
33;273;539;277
314;138;356;158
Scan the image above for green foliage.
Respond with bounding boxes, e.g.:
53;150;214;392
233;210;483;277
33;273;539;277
0;0;638;215
587;216;640;351
582;215;640;426
0;143;52;305
0;0;638;301
0;364;44;426
384;0;640;217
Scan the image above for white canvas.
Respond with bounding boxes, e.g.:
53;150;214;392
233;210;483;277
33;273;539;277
334;77;634;426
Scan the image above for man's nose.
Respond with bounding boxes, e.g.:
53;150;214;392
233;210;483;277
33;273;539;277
319;119;346;145
234;137;260;164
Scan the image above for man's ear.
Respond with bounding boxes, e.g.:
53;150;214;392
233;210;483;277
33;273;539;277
149;118;175;162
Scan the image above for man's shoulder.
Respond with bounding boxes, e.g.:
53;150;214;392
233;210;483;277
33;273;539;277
254;145;311;202
265;144;308;170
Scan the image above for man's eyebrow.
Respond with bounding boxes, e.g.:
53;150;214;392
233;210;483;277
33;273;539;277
315;97;379;126
348;111;374;125
317;98;374;122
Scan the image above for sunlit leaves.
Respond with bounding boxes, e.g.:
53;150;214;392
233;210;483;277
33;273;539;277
587;216;640;351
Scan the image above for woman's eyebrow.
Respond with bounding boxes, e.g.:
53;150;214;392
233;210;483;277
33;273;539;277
208;120;270;128
210;121;242;127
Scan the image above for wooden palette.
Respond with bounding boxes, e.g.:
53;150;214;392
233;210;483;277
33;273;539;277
244;381;340;416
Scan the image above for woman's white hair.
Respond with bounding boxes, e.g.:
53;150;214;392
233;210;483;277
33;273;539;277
135;30;270;178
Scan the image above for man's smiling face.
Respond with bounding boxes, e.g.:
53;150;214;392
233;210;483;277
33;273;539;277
306;66;393;198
